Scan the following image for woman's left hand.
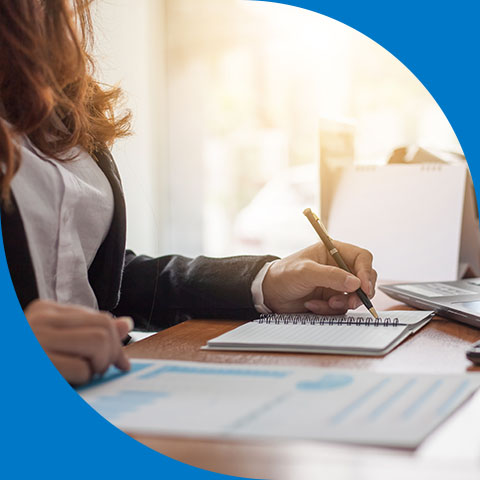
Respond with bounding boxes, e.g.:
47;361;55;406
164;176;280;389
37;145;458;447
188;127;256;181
262;241;377;315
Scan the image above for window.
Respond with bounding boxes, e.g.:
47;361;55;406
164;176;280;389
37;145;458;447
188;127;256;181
94;0;460;258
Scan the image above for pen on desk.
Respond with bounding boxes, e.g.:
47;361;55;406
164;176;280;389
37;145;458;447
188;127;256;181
302;208;380;320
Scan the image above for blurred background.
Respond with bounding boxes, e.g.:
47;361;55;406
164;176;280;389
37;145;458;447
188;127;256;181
92;0;462;260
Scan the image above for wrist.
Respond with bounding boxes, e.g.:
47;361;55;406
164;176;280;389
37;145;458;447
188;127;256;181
251;260;278;313
261;259;285;312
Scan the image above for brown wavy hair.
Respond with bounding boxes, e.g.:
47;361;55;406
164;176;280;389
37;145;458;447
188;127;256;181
0;0;131;204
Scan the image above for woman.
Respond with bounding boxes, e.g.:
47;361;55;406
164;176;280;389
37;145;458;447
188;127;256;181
0;0;377;385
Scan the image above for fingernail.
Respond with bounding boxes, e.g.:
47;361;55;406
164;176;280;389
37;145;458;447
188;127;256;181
344;275;360;291
118;316;134;332
369;281;374;296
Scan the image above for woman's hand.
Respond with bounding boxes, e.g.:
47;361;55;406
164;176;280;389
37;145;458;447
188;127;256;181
262;241;377;315
25;300;133;385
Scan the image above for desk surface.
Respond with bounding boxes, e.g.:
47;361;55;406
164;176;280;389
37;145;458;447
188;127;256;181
125;292;480;479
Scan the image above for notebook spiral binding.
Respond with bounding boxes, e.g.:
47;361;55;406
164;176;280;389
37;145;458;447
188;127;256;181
256;313;400;327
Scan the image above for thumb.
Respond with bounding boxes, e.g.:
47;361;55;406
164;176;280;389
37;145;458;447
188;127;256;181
115;316;134;340
302;262;361;293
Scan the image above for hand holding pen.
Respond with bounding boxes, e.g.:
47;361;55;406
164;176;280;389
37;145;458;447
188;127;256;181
303;208;380;318
261;215;378;315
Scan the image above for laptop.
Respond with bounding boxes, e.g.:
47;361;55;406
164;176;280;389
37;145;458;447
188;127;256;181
380;279;480;329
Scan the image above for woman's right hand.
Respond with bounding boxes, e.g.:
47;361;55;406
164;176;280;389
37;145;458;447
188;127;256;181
25;299;133;385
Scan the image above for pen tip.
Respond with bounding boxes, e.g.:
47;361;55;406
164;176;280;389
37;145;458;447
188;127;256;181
369;307;380;320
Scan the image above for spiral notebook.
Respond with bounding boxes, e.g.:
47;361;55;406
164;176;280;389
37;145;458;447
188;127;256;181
203;311;435;356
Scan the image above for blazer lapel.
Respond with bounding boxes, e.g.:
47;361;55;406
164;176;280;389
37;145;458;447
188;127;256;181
87;149;127;311
0;148;127;311
1;192;39;309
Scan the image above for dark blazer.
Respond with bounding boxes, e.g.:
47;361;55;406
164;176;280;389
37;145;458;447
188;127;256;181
1;149;277;330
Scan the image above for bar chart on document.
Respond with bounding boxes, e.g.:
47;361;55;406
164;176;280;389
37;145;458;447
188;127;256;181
79;359;480;448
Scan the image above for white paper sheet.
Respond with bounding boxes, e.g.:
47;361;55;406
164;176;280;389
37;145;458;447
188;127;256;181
78;359;480;448
327;164;470;282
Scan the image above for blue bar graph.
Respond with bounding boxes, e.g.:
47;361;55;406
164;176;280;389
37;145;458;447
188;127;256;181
368;378;417;421
331;378;390;424
78;362;153;391
401;379;443;420
436;380;470;416
139;364;290;380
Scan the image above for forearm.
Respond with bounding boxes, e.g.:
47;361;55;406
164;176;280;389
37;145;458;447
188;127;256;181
113;251;278;330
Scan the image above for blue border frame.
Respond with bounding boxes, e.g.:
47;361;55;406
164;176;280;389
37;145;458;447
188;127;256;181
1;1;478;478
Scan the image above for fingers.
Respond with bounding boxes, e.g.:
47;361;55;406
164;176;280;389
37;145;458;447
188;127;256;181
45;308;132;368
113;351;130;372
332;241;373;267
261;241;377;314
30;301;115;329
302;242;377;298
371;269;378;297
304;299;348;315
113;350;131;372
332;242;377;297
36;328;115;375
301;261;361;293
49;352;93;386
327;293;362;310
113;321;131;371
26;300;133;384
309;291;371;314
115;317;134;340
112;318;133;371
39;325;130;378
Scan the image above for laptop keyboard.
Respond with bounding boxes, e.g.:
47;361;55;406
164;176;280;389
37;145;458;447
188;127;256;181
397;283;477;298
425;283;474;295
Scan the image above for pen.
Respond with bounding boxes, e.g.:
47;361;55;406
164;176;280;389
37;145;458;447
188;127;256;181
303;208;380;319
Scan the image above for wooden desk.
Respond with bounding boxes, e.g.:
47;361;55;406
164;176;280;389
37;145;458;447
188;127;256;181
125;292;480;479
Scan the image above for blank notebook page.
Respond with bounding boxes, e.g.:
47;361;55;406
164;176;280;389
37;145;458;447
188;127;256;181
214;323;403;350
